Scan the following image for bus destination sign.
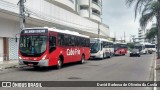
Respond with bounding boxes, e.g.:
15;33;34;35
21;29;48;34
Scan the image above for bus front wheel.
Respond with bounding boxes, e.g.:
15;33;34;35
100;53;105;60
57;57;63;69
33;66;40;69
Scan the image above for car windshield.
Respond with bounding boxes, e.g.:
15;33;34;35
131;49;139;53
19;35;47;57
90;42;100;53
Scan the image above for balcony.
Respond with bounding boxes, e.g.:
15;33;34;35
78;0;89;6
92;0;101;12
100;24;110;37
91;12;102;22
45;0;76;12
0;0;109;38
79;9;89;17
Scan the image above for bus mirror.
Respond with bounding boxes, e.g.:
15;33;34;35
15;33;20;42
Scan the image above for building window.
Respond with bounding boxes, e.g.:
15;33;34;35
92;0;101;7
92;9;100;16
80;6;89;10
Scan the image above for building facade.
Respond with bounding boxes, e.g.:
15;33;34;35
138;23;157;44
0;0;109;61
78;0;102;23
138;28;145;43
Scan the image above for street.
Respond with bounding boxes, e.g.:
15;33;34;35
0;54;155;90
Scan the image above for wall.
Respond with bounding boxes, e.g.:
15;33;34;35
0;38;3;61
0;0;109;37
0;17;19;38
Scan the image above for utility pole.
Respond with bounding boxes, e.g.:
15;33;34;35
18;0;25;31
98;22;100;39
132;35;136;43
130;35;136;43
114;32;116;38
113;32;116;42
157;5;160;58
121;37;122;43
124;32;126;43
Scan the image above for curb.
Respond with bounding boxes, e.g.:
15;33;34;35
0;62;19;71
154;53;157;90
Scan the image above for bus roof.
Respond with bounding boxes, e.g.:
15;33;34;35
114;42;127;44
90;38;113;43
23;27;90;38
136;42;155;46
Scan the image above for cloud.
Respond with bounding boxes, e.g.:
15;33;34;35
102;0;140;40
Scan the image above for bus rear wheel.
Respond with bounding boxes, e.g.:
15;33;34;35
57;57;63;69
109;53;112;58
80;55;85;64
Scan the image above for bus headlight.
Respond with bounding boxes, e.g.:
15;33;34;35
42;55;47;60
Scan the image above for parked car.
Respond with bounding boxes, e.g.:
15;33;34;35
148;50;153;54
130;49;141;57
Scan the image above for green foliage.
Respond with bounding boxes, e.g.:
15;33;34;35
126;0;160;58
126;0;160;29
146;27;158;39
127;43;134;49
125;0;153;19
140;1;160;28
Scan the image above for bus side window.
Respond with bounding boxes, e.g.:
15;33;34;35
100;42;103;50
49;36;56;53
58;33;64;46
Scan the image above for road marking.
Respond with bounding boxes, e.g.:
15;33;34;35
154;53;157;90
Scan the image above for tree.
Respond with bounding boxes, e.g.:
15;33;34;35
146;27;158;40
126;0;160;59
127;43;134;48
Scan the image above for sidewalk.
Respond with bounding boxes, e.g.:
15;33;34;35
156;56;160;90
0;60;18;70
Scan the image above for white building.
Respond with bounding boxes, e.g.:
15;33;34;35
0;0;109;61
78;0;102;23
138;23;157;43
138;28;145;42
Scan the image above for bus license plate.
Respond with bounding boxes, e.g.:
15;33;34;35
28;64;34;66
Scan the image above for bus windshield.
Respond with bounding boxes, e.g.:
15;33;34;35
90;43;100;53
145;45;155;48
19;35;47;57
135;46;142;51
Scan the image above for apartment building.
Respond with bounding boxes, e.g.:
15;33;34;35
0;0;109;61
138;28;145;43
78;0;102;22
138;23;157;43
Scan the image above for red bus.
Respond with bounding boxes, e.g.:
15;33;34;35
18;27;90;69
114;42;128;56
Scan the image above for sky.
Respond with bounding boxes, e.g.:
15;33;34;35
102;0;154;41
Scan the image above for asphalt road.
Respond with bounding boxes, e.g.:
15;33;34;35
0;54;155;90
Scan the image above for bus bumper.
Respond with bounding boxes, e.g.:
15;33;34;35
90;53;103;59
19;59;49;67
